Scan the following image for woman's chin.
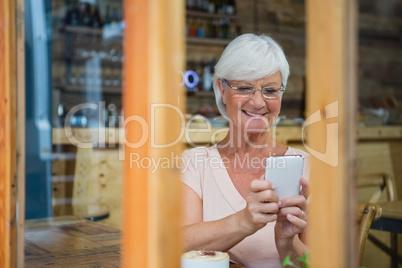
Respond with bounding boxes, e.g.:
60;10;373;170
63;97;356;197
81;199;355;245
229;119;275;133
238;115;276;133
243;123;272;133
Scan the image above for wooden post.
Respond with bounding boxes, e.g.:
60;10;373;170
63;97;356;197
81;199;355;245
122;0;185;267
306;0;357;267
15;0;26;267
0;0;25;266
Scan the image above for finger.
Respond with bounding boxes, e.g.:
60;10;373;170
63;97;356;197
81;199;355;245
257;213;278;224
299;177;309;198
245;208;278;226
278;195;306;211
249;179;275;193
258;189;279;203
248;200;279;215
260;202;279;214
277;206;303;219
261;213;278;223
286;213;307;231
278;207;308;221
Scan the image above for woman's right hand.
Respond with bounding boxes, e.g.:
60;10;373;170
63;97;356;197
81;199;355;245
241;178;279;234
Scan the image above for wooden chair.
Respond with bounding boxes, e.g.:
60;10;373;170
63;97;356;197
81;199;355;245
72;146;110;221
357;173;396;203
72;146;123;228
357;202;382;265
357;173;398;266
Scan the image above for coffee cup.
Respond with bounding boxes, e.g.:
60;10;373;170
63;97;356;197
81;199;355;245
181;250;229;268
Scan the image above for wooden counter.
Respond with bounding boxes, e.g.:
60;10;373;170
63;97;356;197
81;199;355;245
52;125;402;145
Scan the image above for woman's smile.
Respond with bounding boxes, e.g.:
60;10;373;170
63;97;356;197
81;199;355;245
242;110;268;118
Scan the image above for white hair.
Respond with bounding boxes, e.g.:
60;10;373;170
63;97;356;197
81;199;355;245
212;33;290;117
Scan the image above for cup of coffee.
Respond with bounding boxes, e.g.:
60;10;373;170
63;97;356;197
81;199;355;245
181;250;229;268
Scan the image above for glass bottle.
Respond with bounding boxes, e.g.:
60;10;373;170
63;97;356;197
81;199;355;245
64;1;80;26
227;0;236;15
104;5;111;25
79;2;93;26
203;61;212;91
197;19;205;38
90;4;103;28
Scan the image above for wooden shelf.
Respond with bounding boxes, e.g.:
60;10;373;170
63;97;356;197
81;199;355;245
186;10;238;20
187;90;215;97
52;152;77;161
60;25;123;44
54;56;122;66
62;25;103;35
187;37;231;46
54;84;121;94
357;126;402;140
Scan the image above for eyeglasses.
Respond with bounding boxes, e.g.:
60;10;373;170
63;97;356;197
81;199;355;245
222;79;285;99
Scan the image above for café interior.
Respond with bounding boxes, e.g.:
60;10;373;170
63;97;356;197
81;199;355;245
1;0;402;267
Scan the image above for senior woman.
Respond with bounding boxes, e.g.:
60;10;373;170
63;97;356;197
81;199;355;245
181;33;310;268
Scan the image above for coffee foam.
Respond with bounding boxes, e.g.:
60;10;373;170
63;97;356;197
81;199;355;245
181;250;229;268
182;250;229;261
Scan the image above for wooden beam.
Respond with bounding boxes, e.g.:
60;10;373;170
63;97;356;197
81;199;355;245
122;0;185;267
15;0;25;267
306;0;357;267
0;0;19;266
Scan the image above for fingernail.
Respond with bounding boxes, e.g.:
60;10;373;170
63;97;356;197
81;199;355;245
287;214;292;220
278;200;282;206
271;184;276;190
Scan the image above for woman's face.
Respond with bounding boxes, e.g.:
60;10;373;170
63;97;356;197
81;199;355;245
219;71;282;133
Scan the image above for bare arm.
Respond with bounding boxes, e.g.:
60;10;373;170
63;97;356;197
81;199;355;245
184;209;253;252
183;180;279;252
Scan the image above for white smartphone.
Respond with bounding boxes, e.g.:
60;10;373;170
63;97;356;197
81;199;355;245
265;155;304;200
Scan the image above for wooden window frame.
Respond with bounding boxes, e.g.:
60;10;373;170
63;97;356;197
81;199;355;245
0;0;25;267
1;0;357;267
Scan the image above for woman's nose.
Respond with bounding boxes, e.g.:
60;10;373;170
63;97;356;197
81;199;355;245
250;90;266;109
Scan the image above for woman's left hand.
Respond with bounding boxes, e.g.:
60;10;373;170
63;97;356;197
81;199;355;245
274;178;309;262
274;177;309;241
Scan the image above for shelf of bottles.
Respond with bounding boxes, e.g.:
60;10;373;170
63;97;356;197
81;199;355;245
53;0;123;93
52;0;124;128
185;0;239;45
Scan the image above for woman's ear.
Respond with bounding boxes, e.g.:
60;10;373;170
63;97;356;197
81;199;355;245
218;79;227;105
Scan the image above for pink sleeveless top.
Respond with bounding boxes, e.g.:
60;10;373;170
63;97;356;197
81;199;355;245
181;144;310;268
